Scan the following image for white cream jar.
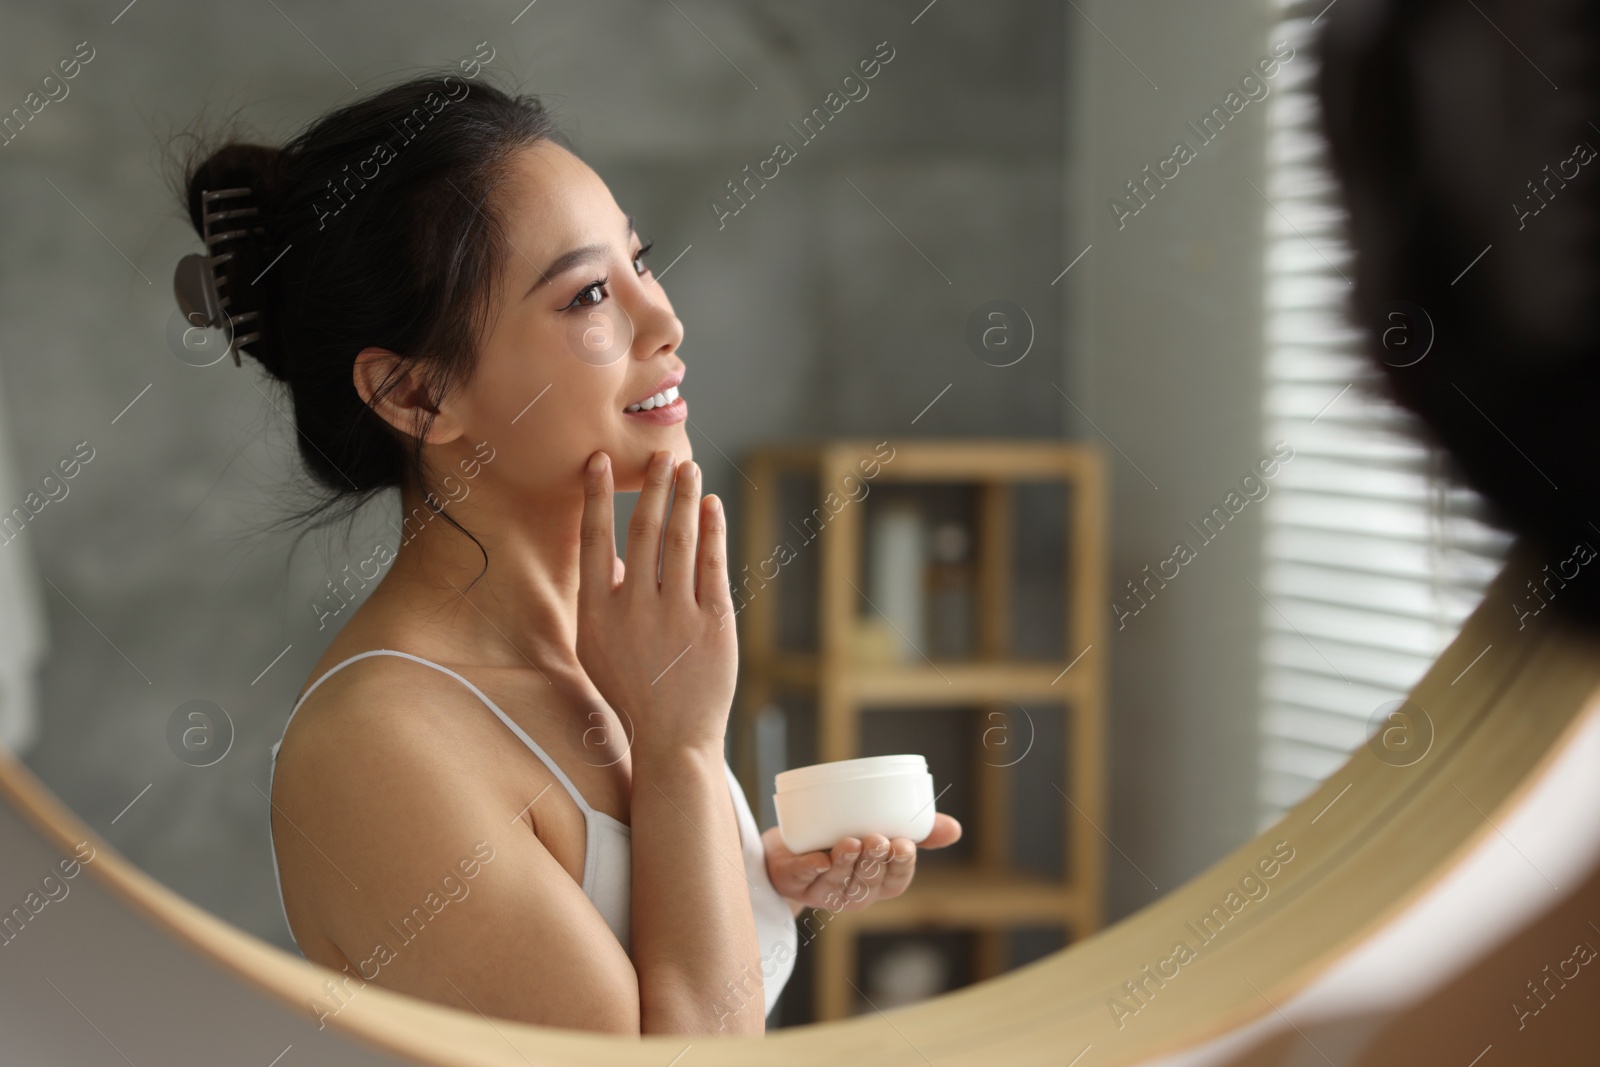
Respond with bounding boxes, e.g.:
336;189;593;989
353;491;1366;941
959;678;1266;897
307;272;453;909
772;754;937;854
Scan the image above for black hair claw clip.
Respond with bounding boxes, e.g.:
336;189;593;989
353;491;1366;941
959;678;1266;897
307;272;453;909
173;187;265;367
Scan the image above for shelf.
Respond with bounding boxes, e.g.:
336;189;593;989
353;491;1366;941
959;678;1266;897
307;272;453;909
737;440;1107;1021
801;866;1084;931
750;654;1094;705
751;439;1100;482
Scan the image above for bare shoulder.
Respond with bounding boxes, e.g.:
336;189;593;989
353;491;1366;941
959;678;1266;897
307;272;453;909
269;649;640;1030
275;650;498;778
269;650;506;943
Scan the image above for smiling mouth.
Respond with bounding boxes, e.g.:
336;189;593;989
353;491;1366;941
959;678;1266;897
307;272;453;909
625;384;680;413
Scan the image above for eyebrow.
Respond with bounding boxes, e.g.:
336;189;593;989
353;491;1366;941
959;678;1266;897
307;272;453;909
526;214;635;296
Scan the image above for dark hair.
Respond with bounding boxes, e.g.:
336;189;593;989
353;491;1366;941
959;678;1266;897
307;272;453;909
172;70;566;590
1318;0;1600;625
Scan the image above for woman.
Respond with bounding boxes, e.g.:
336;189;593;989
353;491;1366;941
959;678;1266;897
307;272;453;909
176;70;960;1035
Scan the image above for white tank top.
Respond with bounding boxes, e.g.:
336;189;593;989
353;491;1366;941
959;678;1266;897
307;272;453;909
267;648;798;1016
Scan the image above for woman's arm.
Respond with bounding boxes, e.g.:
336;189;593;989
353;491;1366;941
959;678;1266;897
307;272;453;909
576;451;763;1034
629;742;761;1032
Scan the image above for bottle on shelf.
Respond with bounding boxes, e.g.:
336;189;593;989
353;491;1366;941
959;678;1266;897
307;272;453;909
925;519;975;660
860;498;927;664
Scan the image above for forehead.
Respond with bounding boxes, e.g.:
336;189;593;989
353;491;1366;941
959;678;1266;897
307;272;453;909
500;141;623;250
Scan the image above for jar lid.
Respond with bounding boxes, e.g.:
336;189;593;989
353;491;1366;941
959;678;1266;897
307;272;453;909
774;754;928;792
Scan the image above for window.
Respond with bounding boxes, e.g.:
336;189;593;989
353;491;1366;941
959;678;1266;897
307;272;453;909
1255;1;1515;825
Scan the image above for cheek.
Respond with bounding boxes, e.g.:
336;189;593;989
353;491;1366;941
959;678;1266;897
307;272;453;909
466;333;613;464
504;375;616;471
469;323;694;491
476;316;617;419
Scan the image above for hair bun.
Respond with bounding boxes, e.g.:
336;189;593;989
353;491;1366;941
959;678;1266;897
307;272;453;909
182;142;288;379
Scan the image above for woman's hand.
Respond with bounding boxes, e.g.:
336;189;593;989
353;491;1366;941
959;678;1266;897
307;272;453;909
762;815;963;914
576;450;737;758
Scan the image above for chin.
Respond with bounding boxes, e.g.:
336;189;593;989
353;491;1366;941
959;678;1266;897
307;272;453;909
609;430;693;491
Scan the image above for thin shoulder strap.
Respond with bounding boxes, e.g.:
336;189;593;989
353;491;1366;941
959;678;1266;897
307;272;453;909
271;648;599;819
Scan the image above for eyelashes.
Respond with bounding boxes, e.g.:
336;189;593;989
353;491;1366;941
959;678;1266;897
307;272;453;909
563;242;655;311
565;278;608;311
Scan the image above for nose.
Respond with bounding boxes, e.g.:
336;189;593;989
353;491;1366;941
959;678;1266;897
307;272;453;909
628;275;683;362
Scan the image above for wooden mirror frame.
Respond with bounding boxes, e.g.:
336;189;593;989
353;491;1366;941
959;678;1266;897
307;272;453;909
3;537;1597;1065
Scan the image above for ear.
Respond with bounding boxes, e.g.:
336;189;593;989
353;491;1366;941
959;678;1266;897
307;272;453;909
352;347;463;445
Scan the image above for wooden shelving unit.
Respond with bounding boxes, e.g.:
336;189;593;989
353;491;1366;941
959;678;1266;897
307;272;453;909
733;439;1107;1021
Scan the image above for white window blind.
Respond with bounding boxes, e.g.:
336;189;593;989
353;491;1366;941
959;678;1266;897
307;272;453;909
1255;2;1515;825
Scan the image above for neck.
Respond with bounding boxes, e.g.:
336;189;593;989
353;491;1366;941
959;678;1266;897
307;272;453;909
370;475;589;675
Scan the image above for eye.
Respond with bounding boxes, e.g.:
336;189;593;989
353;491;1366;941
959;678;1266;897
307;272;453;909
565;279;608;311
633;241;654;276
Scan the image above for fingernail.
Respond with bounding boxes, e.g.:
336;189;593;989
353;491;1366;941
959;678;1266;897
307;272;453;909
870;844;889;858
841;851;860;863
658;450;675;471
587;452;605;474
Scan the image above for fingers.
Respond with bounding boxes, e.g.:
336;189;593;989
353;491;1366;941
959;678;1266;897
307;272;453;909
843;834;892;905
760;827;823;903
696;494;732;613
624;450;675;592
812;837;861;910
771;849;831;899
579;452;617;600
918;813;963;849
660;460;700;598
876;837;917;898
803;833;929;910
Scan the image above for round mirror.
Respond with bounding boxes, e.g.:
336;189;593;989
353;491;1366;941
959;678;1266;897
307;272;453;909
2;1;1596;1063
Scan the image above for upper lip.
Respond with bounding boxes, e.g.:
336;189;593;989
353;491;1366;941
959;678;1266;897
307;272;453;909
625;367;684;409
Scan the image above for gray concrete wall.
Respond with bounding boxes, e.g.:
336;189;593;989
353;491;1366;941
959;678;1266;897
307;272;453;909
1069;0;1278;919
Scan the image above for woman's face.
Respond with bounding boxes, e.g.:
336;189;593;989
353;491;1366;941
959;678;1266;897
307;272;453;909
450;140;691;495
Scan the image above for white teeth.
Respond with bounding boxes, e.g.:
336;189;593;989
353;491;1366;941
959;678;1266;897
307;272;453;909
625;385;680;414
